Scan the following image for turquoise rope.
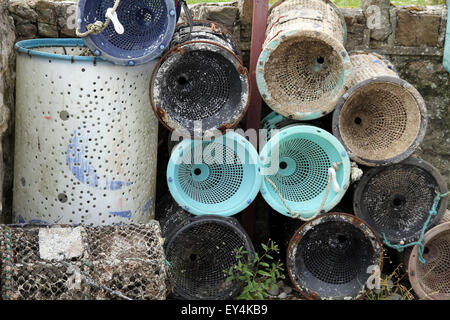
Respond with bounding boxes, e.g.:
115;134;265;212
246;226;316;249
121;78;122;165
382;191;449;265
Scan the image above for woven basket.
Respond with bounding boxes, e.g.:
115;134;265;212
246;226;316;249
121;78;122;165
333;51;428;166
257;0;351;120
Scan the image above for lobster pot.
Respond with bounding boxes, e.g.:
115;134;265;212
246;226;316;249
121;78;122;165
287;213;383;300
164;215;255;300
333;52;428;166
13;39;159;226
256;0;351;120
155;193;194;238
151;20;250;138
0;222;168;300
167;131;261;217
76;0;178;65
259;125;350;220
354;157;448;246
408;222;450;300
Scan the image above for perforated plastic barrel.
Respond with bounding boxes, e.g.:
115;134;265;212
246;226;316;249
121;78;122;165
164;215;255;300
408;222;450;300
256;0;351;120
166;131;261;217
287;213;383;300
151;20;250;138
13;39;159;226
259;125;350;220
76;0;178;66
333;51;428;166
354;157;448;246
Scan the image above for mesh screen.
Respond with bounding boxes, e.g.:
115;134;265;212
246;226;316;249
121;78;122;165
267;138;331;202
162;50;235;121
411;229;450;299
263;37;344;115
96;0;168;52
356;164;440;243
0;223;168;300
165;217;253;299
288;215;380;299
177;142;244;205
338;82;421;161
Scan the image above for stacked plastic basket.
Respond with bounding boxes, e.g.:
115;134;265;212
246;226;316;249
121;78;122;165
255;0;449;300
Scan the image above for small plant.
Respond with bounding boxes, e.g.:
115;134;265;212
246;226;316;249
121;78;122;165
224;239;285;300
364;263;415;300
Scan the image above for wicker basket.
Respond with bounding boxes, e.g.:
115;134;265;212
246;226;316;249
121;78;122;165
333;51;428;167
256;0;351;120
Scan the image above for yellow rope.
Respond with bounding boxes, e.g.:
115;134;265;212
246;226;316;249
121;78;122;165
76;0;121;37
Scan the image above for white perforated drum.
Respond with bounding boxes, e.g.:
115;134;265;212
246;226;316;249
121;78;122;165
13;39;159;226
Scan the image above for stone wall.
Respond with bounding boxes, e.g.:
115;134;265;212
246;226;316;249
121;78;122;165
0;0;449;223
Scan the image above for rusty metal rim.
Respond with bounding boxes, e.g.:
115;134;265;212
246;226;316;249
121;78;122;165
332;75;428;167
286;212;384;300
174;19;243;59
149;40;250;140
353;156;448;244
408;221;450;300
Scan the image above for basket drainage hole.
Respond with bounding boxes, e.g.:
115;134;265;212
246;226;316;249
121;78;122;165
189;254;197;261
21;177;26;187
279;161;288;170
354;117;362;125
317;57;325;64
58;193;68;203
60;111;69;121
178;76;188;86
393;197;402;206
338;235;348;243
193;168;202;176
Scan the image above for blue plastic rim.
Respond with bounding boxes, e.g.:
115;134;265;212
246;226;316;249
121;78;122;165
77;0;177;66
167;131;262;217
444;3;450;72
14;38;102;62
259;125;351;219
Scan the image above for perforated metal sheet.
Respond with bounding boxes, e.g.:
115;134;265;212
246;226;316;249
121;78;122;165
0;222;168;300
287;213;383;300
164;216;254;300
151;21;249;138
354;157;448;245
260;125;350;219
13;39;159;226
333;52;427;166
256;0;351;120
409;222;450;300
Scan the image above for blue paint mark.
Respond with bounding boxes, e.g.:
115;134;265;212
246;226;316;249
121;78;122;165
66;130;99;187
104;178;132;191
66;129;132;191
17;214;62;225
141;197;155;216
110;210;132;218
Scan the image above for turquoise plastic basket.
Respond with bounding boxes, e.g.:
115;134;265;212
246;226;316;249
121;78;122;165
167;132;261;216
259;125;350;219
